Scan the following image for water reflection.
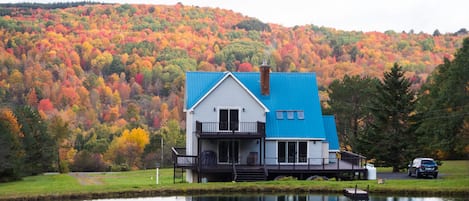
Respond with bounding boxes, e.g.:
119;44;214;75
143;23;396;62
90;194;464;201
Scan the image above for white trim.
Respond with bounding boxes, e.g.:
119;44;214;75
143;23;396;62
216;107;240;132
188;72;269;112
277;141;309;164
266;138;325;141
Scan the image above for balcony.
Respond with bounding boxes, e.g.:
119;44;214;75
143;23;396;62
195;121;265;139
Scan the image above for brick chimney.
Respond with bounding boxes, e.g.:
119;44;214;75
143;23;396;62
260;60;270;96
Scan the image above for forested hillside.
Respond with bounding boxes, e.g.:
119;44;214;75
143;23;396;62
0;3;467;177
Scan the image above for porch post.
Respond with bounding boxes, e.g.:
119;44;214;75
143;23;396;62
197;137;201;183
259;137;262;165
263;137;266;166
231;130;235;166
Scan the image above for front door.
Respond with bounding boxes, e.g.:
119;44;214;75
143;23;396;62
218;140;239;163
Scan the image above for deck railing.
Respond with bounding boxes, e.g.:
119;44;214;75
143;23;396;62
171;147;197;168
264;156;367;170
172;153;366;171
195;121;265;138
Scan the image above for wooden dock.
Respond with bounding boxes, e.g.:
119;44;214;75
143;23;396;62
343;185;369;200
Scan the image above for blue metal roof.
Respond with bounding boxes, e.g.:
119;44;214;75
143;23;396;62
185;71;331;139
322;115;340;150
185;72;227;110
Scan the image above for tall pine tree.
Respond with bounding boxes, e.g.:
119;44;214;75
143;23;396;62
326;75;379;151
359;63;416;172
416;38;469;159
0;108;24;182
15;106;56;175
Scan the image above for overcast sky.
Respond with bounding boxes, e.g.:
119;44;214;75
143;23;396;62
2;0;468;34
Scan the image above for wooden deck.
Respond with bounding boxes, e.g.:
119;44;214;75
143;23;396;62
343;185;369;200
195;160;367;181
172;148;368;182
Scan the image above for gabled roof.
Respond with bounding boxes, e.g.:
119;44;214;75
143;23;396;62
323;115;340;150
185;72;268;112
185;71;327;139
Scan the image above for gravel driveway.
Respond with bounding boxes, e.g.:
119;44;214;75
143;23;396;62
377;172;442;180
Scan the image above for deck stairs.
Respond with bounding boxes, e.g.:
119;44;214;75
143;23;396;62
234;166;267;182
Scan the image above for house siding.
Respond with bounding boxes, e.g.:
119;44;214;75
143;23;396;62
191;76;266;124
187;75;266;180
265;140;277;165
308;141;323;165
181;72;350;183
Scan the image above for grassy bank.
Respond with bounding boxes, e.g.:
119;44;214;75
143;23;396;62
0;160;468;200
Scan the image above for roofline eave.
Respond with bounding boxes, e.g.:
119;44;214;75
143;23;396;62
188;72;269;112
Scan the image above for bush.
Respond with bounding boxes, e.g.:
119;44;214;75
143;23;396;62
71;151;108;172
59;160;70;173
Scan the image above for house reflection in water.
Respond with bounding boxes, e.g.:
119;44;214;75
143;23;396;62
191;194;346;201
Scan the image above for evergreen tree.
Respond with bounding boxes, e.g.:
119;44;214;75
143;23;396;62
416;38;469;159
0;108;24;182
359;63;416;172
326;75;379;150
15;106;56;175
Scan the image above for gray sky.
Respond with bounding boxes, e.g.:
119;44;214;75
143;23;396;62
2;0;468;34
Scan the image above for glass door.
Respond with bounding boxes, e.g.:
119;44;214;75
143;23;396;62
218;140;239;163
278;141;308;164
287;142;296;163
219;109;239;131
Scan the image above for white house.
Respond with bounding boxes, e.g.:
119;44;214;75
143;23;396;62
174;65;364;183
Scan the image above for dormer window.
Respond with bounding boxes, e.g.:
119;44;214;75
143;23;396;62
287;111;294;120
276;110;305;120
297;111;304;120
276;111;284;119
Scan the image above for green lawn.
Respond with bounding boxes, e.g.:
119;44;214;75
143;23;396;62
1;161;468;200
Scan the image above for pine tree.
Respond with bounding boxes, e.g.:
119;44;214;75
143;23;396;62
359;63;416;172
0;108;24;182
15;106;56;175
416;38;469;159
326;75;379;150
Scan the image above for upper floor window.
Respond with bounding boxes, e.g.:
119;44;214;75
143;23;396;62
297;111;304;120
287;111;294;120
276;111;284;119
276;110;305;120
219;109;239;131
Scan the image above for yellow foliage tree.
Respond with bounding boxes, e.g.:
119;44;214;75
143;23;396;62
105;128;149;169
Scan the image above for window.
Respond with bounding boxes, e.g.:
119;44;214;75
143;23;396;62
298;142;307;163
278;142;286;163
287;111;294;119
276;111;284;119
218;141;239;163
287;142;296;162
277;110;304;120
278;141;308;163
297;111;304;120
219;109;239;131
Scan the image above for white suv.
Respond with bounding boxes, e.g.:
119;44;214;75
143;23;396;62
407;158;438;179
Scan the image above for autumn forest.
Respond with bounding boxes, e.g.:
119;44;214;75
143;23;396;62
1;2;468;181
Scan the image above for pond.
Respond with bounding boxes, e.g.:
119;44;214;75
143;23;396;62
89;194;466;201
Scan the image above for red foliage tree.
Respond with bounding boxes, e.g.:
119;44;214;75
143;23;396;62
38;99;54;112
238;62;253;72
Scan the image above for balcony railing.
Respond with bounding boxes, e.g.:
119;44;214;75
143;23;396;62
171;147;197;168
195;121;265;138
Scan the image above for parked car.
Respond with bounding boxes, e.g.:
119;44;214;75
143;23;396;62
407;158;438;178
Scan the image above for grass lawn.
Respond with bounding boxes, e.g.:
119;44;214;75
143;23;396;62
0;161;468;200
